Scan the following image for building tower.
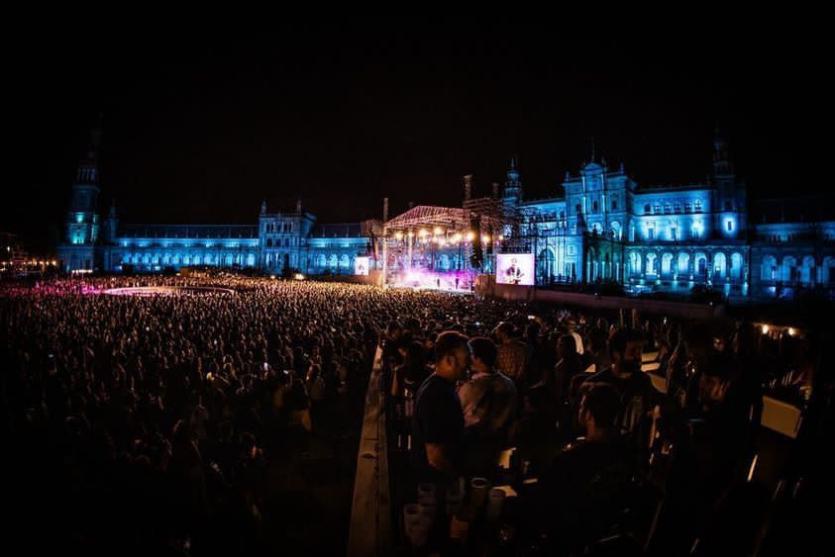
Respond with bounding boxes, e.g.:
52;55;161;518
712;127;746;239
502;157;523;210
65;123;102;246
58;119;104;272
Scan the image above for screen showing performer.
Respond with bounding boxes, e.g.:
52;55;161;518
496;254;534;285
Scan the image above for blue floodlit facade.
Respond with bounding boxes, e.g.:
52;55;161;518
57;131;835;300
57;143;379;276
501;133;835;300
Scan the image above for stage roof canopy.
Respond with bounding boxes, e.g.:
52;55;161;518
385;205;503;231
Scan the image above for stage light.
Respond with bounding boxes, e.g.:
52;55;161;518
419;228;428;237
761;325;769;335
466;231;475;242
394;231;403;240
498;235;504;241
433;226;443;235
482;234;491;243
294;273;305;280
451;233;461;243
787;327;796;336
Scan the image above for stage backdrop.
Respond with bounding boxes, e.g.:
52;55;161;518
496;254;534;286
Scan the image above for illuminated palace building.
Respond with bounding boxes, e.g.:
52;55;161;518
58;132;380;278
58;131;835;300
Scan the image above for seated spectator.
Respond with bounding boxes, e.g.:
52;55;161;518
543;334;584;407
574;329;659;445
536;383;636;553
510;384;559;476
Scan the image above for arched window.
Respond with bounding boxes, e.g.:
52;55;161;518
823;256;835;285
694;253;707;276
630;252;641;274
677;253;690;274
800;256;815;284
644;204;651;214
782;256;798;282
610;221;622;241
661;253;674;276
761;256;777;281
646;253;657;275
730;253;744;281
537;248;555;281
713;253;727;279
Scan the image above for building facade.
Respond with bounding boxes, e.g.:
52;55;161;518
57;133;380;276
57;130;835;300
502;133;835;300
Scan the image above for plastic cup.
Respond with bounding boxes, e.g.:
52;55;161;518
470;477;491;509
445;484;464;517
417;482;437;506
486;487;506;522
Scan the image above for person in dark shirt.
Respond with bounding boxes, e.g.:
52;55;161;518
544;334;584;406
412;331;470;481
391;341;430;400
537;383;636;554
575;329;659;445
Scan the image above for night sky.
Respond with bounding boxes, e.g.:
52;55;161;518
7;19;826;252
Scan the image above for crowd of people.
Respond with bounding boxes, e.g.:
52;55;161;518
379;291;833;555
1;277;383;555
1;275;831;555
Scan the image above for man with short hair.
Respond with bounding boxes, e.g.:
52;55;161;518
538;383;636;553
577;329;658;442
412;331;470;480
